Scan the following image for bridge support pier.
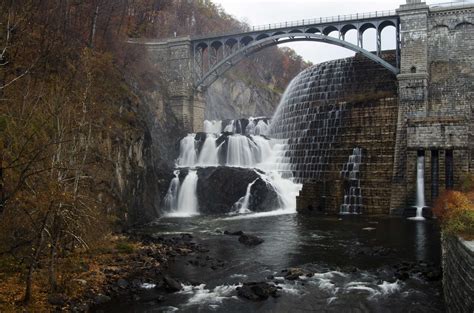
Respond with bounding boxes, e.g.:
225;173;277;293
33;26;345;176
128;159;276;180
134;36;205;133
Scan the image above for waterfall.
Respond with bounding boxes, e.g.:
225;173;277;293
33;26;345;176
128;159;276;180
340;148;363;214
197;134;219;166
204;120;222;134
168;170;199;217
233;179;258;214
246;118;270;136
411;154;426;220
177;134;197;167
250;135;272;165
163;171;180;211
254;120;269;136
226;135;258;167
258;171;300;211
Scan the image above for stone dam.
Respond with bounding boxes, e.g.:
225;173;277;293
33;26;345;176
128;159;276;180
142;0;474;216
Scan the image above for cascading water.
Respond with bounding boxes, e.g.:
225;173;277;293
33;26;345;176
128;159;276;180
204;120;222;134
172;170;199;217
340;148;363;214
163;171;180;211
410;154;426;220
226;135;260;167
163;109;301;216
197;134;219;166
177;134;197;167
233;179;257;214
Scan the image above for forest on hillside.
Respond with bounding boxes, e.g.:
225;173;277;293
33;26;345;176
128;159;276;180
0;0;309;310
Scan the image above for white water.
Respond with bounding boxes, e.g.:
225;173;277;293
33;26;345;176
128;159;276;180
177;134;197;167
165;83;302;217
410;154;426;221
246;117;270;136
197;134;219;166
233;179;257;214
203;120;222;134
166;170;199;217
226;135;258;167
340;148;363;214
163;171;180;211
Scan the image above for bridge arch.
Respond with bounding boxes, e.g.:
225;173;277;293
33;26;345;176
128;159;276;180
194;32;399;90
323;25;339;36
305;27;321;34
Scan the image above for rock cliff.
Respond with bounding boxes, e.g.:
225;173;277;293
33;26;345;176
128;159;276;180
206;76;281;120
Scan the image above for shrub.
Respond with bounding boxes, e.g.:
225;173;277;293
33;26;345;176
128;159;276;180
115;242;135;254
433;191;474;240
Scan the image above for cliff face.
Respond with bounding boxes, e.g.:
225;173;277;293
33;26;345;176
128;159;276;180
205;76;281;120
117;69;187;225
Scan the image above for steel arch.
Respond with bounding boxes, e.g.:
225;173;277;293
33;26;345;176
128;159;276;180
194;33;399;90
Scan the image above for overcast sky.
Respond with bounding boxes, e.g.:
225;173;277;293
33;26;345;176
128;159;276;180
211;0;464;64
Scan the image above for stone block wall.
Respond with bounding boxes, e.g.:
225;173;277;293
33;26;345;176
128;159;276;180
391;2;474;212
442;236;474;313
131;37;205;133
274;53;400;215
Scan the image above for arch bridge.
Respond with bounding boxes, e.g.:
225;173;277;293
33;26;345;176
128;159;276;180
191;10;400;90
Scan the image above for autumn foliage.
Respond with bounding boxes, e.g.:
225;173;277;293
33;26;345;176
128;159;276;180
433;175;474;240
0;0;311;309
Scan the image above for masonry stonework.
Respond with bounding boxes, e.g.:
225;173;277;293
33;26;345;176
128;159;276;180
442;236;474;313
135;0;473;214
133;37;205;133
390;1;474;212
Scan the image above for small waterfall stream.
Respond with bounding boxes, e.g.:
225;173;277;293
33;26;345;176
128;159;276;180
410;153;426;220
173;170;199;217
197;134;219;166
340;148;363;214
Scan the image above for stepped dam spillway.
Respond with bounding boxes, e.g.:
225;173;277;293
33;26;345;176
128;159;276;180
270;52;399;215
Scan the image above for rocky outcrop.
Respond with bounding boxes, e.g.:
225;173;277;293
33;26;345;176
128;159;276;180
206;76;281;120
178;167;281;214
237;282;279;301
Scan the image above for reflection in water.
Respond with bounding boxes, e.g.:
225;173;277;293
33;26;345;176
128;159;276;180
414;220;427;261
102;214;443;313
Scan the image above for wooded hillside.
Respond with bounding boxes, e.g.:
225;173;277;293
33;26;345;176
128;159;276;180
0;0;309;309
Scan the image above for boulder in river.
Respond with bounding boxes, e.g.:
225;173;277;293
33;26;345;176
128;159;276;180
237;282;279;300
224;230;244;236
163;275;182;292
284;268;306;280
238;234;264;246
196;167;280;214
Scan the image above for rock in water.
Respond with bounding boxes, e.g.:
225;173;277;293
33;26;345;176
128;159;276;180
284;268;305;280
163;275;182;292
237;282;279;300
224;230;244;236
196;167;279;214
238;234;264;246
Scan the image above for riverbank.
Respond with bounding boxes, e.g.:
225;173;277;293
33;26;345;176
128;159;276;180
0;214;446;312
0;233;204;312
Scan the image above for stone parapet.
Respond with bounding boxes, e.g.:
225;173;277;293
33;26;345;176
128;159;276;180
442;236;474;313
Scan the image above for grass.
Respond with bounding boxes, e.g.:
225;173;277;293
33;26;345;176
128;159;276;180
0;234;149;312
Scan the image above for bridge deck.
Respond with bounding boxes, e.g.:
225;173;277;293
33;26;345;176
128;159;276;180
191;10;398;42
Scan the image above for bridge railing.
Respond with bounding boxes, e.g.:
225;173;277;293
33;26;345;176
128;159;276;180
192;10;397;41
249;10;397;32
430;0;474;9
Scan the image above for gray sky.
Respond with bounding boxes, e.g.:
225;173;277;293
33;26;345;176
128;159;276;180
211;0;457;64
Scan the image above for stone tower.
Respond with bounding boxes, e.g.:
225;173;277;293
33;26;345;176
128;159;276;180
391;0;474;213
390;0;430;212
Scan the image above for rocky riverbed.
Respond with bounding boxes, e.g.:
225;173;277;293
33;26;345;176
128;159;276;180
94;214;445;313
